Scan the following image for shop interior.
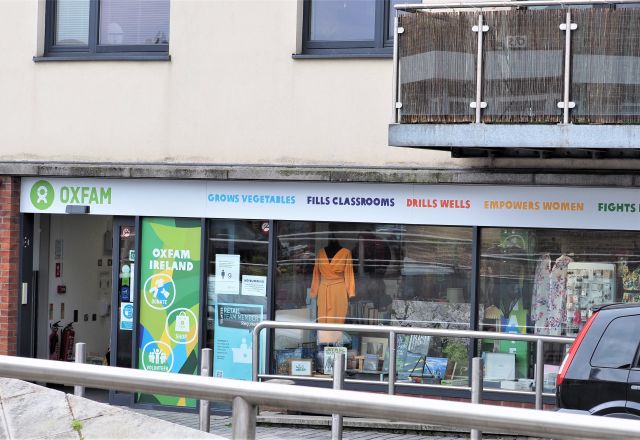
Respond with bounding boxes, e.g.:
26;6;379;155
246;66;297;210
271;222;640;395
273;221;473;386
34;214;117;400
25;213;640;401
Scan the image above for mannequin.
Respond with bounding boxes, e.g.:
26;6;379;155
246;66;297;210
311;238;356;343
324;238;342;260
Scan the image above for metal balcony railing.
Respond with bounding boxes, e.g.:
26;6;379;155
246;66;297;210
392;0;640;125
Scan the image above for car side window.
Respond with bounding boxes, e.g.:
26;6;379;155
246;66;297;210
591;315;640;369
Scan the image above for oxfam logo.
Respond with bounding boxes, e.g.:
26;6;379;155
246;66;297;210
30;180;54;210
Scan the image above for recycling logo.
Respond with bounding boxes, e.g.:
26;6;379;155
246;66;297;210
30;180;54;210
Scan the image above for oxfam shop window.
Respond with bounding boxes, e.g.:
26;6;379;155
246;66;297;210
274;221;472;386
478;228;640;393
206;220;269;380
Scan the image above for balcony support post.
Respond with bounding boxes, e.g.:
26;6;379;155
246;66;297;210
471;14;488;123
559;11;577;124
392;13;401;124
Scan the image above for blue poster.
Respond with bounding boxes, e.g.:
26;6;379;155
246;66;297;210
213;301;264;380
120;302;134;331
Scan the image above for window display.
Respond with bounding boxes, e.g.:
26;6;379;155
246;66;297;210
480;228;640;391
564;263;616;336
274;221;473;383
205;219;269;381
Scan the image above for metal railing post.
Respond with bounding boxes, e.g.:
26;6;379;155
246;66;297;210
471;14;488;123
558;10;577;123
332;353;345;440
252;325;260;382
232;396;256;440
199;348;212;432
74;342;86;397
471;357;484;440
388;330;396;395
535;339;544;410
392;13;401;123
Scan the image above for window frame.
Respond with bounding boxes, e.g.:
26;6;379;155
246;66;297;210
301;0;396;56
44;0;169;58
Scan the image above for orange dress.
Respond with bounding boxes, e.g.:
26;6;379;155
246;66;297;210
310;247;356;326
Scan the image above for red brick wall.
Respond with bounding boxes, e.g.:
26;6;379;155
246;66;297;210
0;177;20;356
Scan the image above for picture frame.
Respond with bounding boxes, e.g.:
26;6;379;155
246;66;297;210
289;358;313;376
361;336;388;358
363;353;380;371
482;352;516;381
323;346;347;374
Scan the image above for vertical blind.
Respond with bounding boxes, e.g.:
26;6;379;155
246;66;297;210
55;0;90;46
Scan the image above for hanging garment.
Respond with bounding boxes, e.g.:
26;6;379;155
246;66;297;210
311;247;356;343
547;254;574;335
532;254;552;334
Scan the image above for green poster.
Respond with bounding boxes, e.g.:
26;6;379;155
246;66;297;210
137;217;201;407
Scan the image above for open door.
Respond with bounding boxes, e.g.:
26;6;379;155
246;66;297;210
109;217;136;405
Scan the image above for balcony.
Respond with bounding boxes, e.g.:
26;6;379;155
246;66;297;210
388;1;640;158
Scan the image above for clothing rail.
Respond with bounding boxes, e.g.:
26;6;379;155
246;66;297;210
1;354;639;440
252;321;574;410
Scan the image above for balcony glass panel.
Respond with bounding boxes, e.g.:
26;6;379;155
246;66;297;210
398;12;475;123
571;9;640;124
482;10;564;123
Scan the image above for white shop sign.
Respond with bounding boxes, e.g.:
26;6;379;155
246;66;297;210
20;177;640;231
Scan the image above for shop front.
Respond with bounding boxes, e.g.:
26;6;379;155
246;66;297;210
18;177;640;408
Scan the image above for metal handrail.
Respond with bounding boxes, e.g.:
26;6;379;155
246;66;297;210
252;321;574;409
395;0;640;10
1;354;640;440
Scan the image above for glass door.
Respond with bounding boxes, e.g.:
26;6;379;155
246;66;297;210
109;217;136;405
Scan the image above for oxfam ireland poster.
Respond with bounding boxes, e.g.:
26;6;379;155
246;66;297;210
137;218;201;407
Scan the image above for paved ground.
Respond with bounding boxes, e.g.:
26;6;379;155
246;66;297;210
0;380;220;439
132;407;537;440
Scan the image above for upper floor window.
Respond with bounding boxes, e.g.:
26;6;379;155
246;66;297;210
45;0;169;58
302;0;401;56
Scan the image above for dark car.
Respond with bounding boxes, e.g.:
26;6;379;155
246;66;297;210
557;303;640;418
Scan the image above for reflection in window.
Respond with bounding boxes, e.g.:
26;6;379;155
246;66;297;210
591;315;640;368
205;220;269;381
479;228;640;391
274;221;472;385
309;0;376;41
99;0;170;45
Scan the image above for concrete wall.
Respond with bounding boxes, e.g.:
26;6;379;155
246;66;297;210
0;0;638;171
46;215;112;360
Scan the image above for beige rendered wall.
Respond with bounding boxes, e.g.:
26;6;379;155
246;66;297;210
0;0;637;171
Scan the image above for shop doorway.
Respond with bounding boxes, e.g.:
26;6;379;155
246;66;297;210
29;214;135;405
109;217;136;405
